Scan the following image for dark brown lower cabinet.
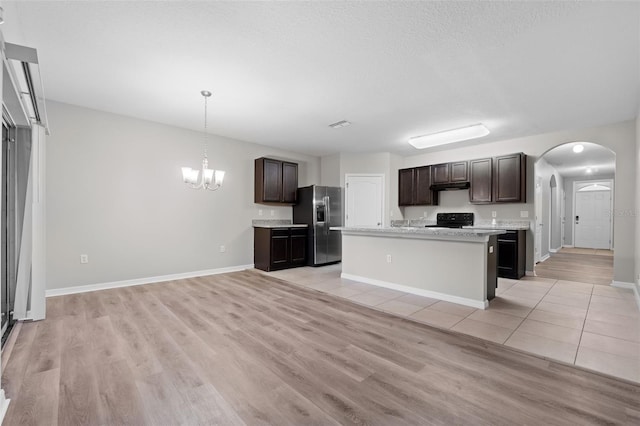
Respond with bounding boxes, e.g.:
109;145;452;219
497;230;526;279
254;227;307;271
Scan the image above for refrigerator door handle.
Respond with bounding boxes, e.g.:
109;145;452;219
324;196;330;235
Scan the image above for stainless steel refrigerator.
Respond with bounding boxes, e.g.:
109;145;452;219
293;185;343;266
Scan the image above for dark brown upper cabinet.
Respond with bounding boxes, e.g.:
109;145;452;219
469;158;493;203
469;153;526;204
493;153;526;203
450;161;469;182
432;161;468;184
398;168;415;206
281;161;298;203
398;166;437;206
255;157;298;204
415;166;435;205
431;163;450;184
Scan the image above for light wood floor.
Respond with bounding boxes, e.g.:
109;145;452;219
3;271;639;425
535;248;614;285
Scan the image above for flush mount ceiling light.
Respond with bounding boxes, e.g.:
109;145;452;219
573;144;584;153
586;167;592;174
408;124;490;149
181;90;225;191
329;120;351;129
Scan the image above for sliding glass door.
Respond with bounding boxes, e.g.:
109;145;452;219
1;118;16;344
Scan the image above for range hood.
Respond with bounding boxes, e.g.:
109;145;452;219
430;181;470;191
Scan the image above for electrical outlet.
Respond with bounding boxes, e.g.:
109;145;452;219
520;211;529;218
80;254;89;264
258;209;263;216
219;245;226;253
386;254;392;263
492;211;497;218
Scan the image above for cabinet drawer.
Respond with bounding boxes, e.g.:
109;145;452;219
290;228;308;237
271;228;290;237
497;230;518;241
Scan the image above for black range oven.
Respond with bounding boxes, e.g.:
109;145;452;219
424;213;474;229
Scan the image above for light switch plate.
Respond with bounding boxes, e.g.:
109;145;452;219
520;211;529;218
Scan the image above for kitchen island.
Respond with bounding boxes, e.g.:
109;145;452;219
334;227;506;309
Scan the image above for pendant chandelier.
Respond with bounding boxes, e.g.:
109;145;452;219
181;90;225;191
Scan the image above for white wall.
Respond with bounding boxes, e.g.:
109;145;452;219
320;154;340;187
45;101;320;290
535;158;564;256
550;174;563;251
635;114;640;295
399;120;636;283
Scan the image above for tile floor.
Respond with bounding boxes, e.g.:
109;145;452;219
260;264;640;384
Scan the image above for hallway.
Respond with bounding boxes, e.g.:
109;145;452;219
535;248;614;285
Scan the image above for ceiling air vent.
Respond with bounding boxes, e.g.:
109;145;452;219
328;120;351;129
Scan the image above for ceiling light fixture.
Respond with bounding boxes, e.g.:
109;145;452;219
181;90;225;191
408;124;490;149
573;144;584;153
586;167;592;174
329;120;351;129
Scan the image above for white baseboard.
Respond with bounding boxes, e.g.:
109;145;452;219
525;270;536;277
538;254;550;263
45;264;255;297
0;390;10;425
563;245;574;248
549;248;560;253
611;281;640;311
341;273;489;310
611;281;634;289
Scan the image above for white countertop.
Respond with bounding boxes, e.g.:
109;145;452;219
252;219;308;228
463;224;530;231
332;226;505;242
253;223;308;228
391;219;530;231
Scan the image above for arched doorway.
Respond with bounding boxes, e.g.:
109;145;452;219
533;142;615;285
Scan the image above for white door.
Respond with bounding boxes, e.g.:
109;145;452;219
574;189;611;249
534;177;543;262
345;174;384;228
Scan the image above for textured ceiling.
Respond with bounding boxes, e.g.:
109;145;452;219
542;142;615;178
3;1;639;156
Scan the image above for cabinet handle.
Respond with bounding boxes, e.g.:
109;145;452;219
324;196;330;235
